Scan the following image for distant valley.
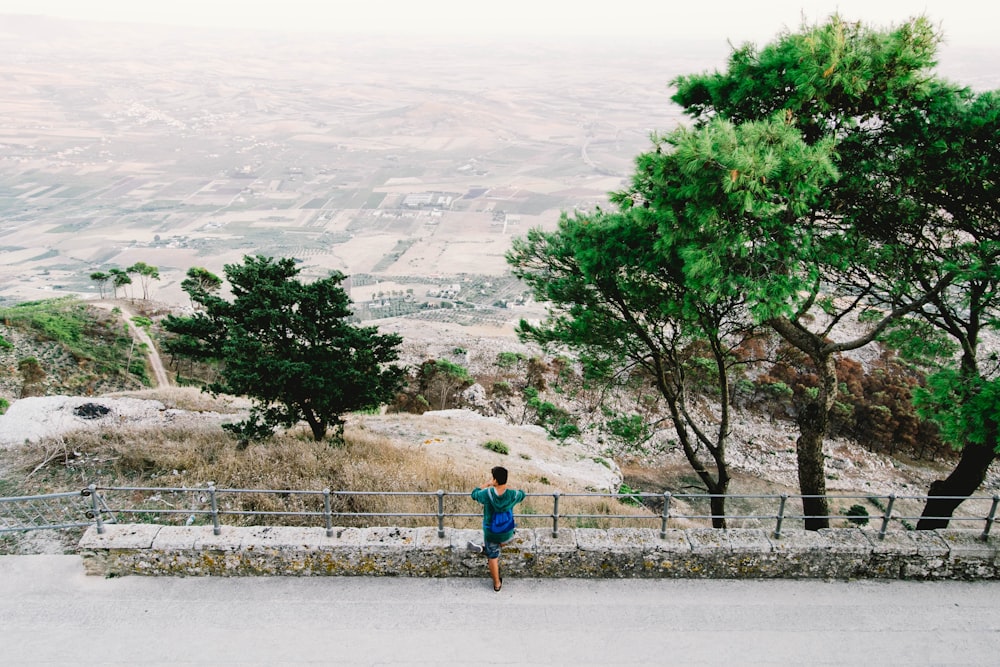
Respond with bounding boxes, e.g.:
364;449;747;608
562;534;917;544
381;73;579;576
1;15;997;335
0;16;702;333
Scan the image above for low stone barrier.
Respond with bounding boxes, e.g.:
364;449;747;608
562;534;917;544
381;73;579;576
77;524;1000;580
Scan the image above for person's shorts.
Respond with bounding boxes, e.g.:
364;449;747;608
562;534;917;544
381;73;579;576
484;538;503;559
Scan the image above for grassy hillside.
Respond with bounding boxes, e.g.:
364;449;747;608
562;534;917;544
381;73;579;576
0;297;150;404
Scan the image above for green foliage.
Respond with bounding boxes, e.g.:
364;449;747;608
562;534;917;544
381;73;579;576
0;397;8;415
180;267;222;303
89;271;110;298
426;358;471;382
914;371;1000;454
163;255;406;442
491;380;512;396
107;268;132;298
0;297;140;384
482;439;509;455
127;261;160;300
844;504;869;526
603;412;651;453
415;358;473;410
677;14;1000;502
662;15;964;526
0;334;11;350
616;482;643;507
761;381;793;399
496;351;525;369
523;387;579;441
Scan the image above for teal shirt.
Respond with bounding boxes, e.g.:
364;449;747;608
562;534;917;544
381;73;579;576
471;486;526;543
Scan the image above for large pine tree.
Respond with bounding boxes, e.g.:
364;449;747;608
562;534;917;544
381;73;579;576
164;255;405;443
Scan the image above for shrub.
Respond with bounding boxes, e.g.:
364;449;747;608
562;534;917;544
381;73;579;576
616;482;643;507
496;351;525;369
482;439;509;455
604;412;651;453
844;504;869;526
524;387;579;442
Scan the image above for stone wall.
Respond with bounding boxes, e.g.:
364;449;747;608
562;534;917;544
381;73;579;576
77;524;1000;579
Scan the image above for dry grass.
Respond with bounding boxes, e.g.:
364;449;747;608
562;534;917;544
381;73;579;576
4;419;653;532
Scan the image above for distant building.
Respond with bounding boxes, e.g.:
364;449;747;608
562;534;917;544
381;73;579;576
402;192;455;209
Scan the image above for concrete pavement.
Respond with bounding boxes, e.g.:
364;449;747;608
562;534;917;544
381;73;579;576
2;555;999;666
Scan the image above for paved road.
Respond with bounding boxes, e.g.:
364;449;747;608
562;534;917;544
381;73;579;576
2;555;998;666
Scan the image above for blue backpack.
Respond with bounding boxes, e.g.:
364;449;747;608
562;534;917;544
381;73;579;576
488;488;516;533
489;508;515;534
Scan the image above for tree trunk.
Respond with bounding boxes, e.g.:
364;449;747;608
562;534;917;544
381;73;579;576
768;318;837;530
302;410;327;442
668;401;729;528
709;489;728;529
798;351;838;529
917;442;997;529
796;401;830;530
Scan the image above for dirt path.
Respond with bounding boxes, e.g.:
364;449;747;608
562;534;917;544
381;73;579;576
92;301;170;389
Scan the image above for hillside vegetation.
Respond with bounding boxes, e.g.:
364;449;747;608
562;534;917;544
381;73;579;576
0;297;152;403
1;298;959;476
1;295;988;556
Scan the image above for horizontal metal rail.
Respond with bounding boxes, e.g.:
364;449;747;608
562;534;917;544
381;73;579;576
0;489;104;534
3;486;998;542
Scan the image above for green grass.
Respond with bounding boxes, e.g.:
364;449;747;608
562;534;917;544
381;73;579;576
0;297;144;386
482;439;509;455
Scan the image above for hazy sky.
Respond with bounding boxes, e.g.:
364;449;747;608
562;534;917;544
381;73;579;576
0;0;996;47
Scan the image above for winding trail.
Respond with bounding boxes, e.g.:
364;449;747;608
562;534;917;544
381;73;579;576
93;300;170;388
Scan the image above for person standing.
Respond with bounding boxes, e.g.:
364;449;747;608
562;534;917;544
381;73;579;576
468;466;526;591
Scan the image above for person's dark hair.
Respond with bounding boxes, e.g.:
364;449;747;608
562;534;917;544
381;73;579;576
491;466;508;485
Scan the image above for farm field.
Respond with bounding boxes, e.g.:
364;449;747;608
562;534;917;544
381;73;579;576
0;15;706;325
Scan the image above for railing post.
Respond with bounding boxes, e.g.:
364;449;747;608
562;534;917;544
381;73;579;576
878;493;895;540
660;491;671;539
982;495;1000;541
86;483;105;534
552;491;560;538
773;494;788;539
323;488;333;538
436;490;445;538
208;482;220;536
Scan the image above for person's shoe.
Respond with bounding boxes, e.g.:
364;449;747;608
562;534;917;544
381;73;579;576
466;541;484;554
494;577;503;592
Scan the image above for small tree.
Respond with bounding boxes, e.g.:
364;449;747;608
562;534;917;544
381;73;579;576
89;271;110;299
108;268;132;300
163;255;405;442
127;262;160;300
419;358;473;410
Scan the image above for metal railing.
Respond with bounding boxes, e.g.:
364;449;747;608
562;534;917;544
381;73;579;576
5;485;996;541
0;489;105;533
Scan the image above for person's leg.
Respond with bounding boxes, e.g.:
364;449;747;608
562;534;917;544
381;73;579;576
484;540;502;590
488;557;501;590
